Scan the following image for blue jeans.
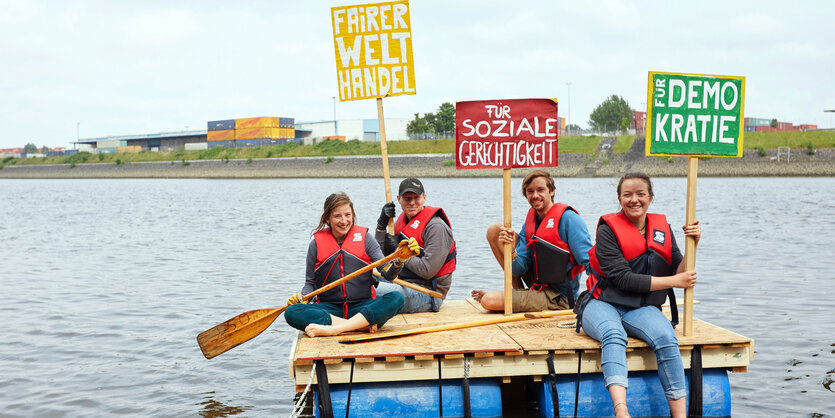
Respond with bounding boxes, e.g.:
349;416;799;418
375;281;442;313
581;298;687;400
284;292;405;331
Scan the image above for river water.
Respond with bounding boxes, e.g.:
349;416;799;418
1;177;833;417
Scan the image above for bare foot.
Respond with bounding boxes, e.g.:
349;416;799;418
305;324;337;338
359;324;378;334
471;289;485;303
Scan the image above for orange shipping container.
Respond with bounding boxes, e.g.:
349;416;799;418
208;129;235;141
236;127;281;139
235;116;279;129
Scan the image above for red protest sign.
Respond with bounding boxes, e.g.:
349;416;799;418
455;99;559;169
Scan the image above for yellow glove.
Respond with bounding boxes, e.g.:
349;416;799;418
396;237;420;263
287;292;307;305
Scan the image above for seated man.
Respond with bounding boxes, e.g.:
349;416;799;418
472;170;591;312
375;177;456;313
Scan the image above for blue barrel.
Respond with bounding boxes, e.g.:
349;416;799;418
314;378;503;418
536;369;731;418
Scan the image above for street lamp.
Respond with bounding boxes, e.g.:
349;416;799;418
565;82;572;136
332;96;338;136
76;122;80;141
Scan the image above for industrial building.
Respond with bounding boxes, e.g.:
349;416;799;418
70;116;411;153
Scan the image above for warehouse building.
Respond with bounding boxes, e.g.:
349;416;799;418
70;116;410;153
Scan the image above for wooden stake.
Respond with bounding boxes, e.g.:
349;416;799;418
684;157;698;336
503;168;513;315
376;98;395;234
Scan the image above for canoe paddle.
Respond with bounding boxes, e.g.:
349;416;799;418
339;308;574;344
372;270;445;299
197;245;419;359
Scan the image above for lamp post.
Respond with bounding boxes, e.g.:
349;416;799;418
76;122;80;141
565;82;572;136
332;96;338;136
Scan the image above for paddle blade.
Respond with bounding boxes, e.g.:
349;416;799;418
197;307;285;359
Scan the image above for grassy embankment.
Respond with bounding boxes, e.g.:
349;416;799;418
1;131;831;170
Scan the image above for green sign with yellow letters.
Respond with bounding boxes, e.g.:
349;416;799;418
646;72;745;157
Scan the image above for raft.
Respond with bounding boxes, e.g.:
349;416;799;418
290;300;752;417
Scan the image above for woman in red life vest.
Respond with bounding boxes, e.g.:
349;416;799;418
283;193;410;338
580;173;700;418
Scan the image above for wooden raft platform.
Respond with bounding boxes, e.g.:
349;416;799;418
289;299;753;390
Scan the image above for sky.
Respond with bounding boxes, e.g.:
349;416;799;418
1;0;833;149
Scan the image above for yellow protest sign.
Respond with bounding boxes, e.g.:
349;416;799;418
331;1;416;101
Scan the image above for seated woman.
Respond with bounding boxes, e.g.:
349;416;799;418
284;192;411;338
579;172;701;418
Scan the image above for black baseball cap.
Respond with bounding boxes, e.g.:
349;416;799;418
398;177;425;196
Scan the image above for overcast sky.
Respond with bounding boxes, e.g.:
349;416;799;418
1;0;832;149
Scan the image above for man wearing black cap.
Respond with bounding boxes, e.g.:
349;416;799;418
375;177;456;313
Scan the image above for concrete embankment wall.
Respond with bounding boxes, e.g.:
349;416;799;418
1;150;833;179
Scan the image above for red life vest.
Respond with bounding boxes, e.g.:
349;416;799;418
313;225;374;317
523;204;585;289
394;206;457;279
587;212;674;307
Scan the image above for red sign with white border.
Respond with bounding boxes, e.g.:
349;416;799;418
455;98;559;169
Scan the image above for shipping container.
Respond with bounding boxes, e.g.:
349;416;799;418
208;129;235;141
207;119;236;131
744;126;756;132
777;122;793;131
208;140;236;149
235;116;279;129
236;127;283;139
755;126;775;132
185;142;209;150
116;145;141;153
97;140;127;148
235;138;271;147
279;117;295;128
797;124;818;131
97;147;118;154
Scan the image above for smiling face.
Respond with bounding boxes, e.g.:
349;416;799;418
398;192;426;219
524;176;555;217
618;178;653;225
327;203;354;242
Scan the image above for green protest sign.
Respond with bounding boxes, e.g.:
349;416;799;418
646;72;745;157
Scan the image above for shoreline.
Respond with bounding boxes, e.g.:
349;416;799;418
1;149;833;179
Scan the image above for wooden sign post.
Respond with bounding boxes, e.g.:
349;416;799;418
331;0;417;231
646;71;745;335
456;99;561;315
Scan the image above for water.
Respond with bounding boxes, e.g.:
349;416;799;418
1;177;833;417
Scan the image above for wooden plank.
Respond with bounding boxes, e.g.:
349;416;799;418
731;366;748;373
292;343;752;385
293;300;521;361
289;299;753;386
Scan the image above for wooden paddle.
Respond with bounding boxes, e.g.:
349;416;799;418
372;270;444;299
197;245;418;359
339;309;574;344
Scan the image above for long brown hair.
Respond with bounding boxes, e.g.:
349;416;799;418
313;192;356;235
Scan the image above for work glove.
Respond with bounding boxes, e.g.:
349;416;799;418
286;292;307;305
395;237;421;266
377;202;396;231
